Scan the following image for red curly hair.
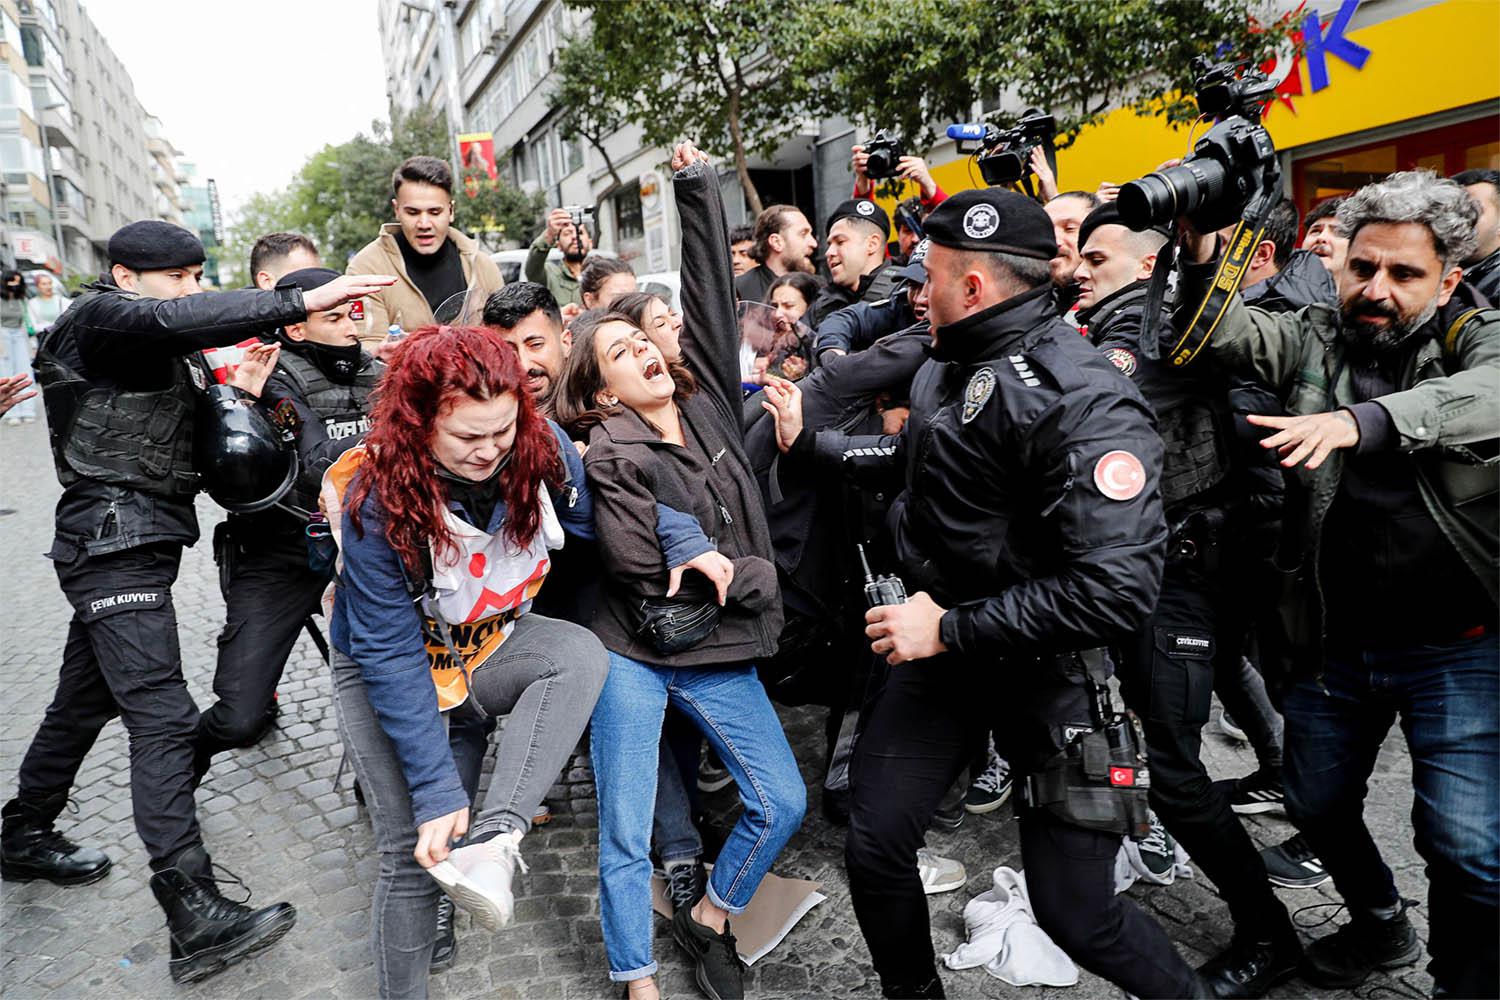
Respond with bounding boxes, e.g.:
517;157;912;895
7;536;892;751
346;325;562;578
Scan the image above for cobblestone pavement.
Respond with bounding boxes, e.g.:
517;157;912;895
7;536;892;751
1;416;1437;999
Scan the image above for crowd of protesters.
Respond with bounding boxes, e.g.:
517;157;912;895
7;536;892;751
0;113;1495;1000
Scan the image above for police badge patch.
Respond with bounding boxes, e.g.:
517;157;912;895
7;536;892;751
272;398;302;433
1104;348;1137;377
962;367;996;424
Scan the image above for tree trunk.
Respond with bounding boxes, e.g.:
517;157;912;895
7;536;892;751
725;91;762;217
583;131;627;222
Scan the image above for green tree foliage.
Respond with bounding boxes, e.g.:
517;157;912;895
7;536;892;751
813;0;1293;150
221;106;539;284
562;0;822;216
550;29;629;205
459;166;547;252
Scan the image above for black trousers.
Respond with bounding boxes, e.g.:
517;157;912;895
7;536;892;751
1116;559;1294;941
196;527;328;761
844;655;1197;998
8;543;201;866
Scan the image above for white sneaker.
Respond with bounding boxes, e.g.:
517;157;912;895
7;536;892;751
917;849;967;895
426;830;528;931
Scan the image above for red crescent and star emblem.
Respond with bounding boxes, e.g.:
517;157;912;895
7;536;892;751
1094;450;1146;502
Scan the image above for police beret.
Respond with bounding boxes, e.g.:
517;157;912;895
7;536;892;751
922;188;1056;260
275;267;343;294
827;198;890;238
892;237;930;284
106;220;205;271
1077;202;1173;254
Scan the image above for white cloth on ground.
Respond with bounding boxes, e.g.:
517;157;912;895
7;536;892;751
940;866;1079;987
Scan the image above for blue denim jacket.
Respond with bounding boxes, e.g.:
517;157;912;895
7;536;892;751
331;420;711;826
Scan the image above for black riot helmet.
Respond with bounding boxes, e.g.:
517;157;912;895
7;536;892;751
194;384;298;513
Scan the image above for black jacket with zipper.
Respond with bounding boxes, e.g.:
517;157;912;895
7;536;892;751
583;159;782;667
43;281;307;563
798;283;1169;659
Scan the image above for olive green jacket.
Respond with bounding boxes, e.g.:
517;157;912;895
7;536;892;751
1179;263;1499;652
524;233;582;308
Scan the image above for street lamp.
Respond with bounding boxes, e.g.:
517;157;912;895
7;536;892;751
37;100;67;282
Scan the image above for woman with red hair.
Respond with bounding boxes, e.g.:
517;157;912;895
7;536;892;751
325;324;609;999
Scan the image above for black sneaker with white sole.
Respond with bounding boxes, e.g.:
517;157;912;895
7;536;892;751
672;903;745;1000
1260;833;1328;888
1228;768;1285;815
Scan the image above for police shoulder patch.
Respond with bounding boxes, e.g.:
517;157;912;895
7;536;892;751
1104;347;1137;377
1093;449;1146;501
187;361;208;390
272;398;302;433
962;366;997;424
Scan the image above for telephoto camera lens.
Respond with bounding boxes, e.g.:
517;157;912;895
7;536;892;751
1117;159;1229;231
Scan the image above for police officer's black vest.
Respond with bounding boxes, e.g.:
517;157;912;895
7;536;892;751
274;347;379;512
34;293;199;498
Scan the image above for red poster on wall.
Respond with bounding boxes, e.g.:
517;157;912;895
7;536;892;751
458;133;497;180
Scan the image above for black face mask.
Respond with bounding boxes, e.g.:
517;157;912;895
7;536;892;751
301;340;363;382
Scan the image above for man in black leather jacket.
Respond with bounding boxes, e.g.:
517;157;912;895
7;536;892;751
0;221;392;985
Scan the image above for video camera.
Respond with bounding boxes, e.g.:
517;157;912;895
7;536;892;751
863;130;905;180
563;204;595;234
1117;57;1279;233
947;110;1056;188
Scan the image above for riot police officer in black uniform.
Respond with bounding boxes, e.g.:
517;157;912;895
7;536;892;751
0;221;394;984
1075;201;1301;997
762;189;1199;998
194;267;385;778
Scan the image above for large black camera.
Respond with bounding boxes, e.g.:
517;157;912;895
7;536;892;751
1117;57;1279;233
863;130;905;180
977;111;1056;187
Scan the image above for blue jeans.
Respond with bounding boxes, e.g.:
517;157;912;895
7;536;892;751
1284;632;1498;995
590;653;806;982
3;326;34;420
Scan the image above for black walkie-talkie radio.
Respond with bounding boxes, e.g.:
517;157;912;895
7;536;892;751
858;543;907;609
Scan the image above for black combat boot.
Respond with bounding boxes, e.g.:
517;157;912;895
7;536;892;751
1;794;111;886
148;845;297;984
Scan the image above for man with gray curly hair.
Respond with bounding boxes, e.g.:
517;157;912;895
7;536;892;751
1174;169;1498;997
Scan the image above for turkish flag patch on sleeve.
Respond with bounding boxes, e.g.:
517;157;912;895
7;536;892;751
1093;450;1146;501
1109;766;1136;787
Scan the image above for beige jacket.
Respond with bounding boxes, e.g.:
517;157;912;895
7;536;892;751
346;224;504;345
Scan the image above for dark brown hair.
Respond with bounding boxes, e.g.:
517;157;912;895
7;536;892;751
391;155;453;198
554;309;695;435
750;203;803;263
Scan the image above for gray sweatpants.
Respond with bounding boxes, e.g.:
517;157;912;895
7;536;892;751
331;613;608;999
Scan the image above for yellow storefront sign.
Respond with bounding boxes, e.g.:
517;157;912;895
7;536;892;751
911;0;1500;204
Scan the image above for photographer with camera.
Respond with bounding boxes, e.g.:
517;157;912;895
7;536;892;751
1075;198;1303;997
762;188;1200;999
851;135;948;210
527;205;596;308
1168;167;1499;997
809;199;898;333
